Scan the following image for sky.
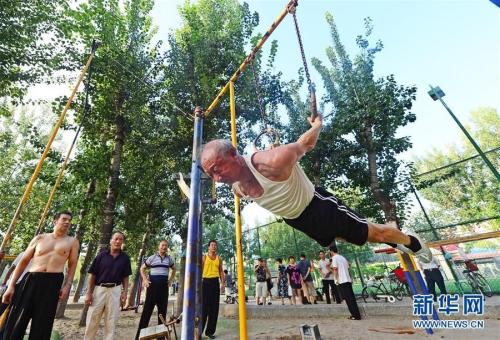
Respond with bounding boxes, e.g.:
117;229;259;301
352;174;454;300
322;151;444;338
25;0;499;227
150;0;499;226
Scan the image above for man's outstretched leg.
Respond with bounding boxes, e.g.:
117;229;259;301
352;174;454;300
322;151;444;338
366;222;432;262
282;188;432;263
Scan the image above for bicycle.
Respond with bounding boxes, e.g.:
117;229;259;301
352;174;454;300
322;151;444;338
387;266;410;300
361;275;397;303
462;269;493;297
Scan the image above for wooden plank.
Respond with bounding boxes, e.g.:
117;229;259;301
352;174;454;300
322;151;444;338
427;230;500;247
139;324;169;340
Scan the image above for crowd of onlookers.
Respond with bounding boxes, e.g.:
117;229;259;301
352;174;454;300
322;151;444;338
250;245;362;320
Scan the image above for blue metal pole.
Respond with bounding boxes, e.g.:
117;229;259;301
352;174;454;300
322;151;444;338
181;107;204;340
415;271;440;321
405;271;433;335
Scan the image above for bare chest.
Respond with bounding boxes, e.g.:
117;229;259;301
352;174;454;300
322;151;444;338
35;236;72;258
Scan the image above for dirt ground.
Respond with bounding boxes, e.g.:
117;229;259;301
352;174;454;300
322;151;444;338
53;308;499;340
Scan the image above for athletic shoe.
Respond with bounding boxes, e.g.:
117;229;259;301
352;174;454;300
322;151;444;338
396;231;432;263
409;231;433;263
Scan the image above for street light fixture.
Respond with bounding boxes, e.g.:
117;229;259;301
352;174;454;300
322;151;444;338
428;85;499;180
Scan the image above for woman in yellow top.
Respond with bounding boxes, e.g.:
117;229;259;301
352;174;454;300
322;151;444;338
201;240;224;339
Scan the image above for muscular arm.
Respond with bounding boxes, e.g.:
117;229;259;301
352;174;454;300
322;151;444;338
1;239;38;304
8;236;39;290
2;265;16;286
60;238;80;300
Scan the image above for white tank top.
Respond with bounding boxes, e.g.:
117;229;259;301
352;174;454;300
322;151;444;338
235;154;315;219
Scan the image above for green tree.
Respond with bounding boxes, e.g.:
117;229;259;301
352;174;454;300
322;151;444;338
0;0;74;103
311;15;417;224
412;107;500;235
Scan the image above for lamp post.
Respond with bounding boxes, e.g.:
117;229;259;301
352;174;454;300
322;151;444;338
428;85;499;181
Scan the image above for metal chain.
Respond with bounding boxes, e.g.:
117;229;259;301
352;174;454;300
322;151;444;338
291;10;312;89
291;6;318;118
250;60;268;130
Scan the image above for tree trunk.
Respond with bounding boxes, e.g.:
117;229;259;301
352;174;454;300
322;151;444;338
98;113;126;251
363;123;397;222
74;179;97;243
175;227;187;316
73;239;97;303
78;238;98;327
126;228;150;307
55;179;96;319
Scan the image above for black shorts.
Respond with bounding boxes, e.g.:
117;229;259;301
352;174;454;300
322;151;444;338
284;187;369;247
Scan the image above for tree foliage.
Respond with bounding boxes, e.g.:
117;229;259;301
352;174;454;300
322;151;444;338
411;107;500;238
310;14;417;223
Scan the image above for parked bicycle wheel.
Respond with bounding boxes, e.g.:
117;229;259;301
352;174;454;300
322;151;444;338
391;283;404;301
475;273;493;297
361;286;374;303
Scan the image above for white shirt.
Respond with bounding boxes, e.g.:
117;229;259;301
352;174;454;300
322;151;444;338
235;156;315;219
419;257;440;271
144;253;174;277
318;259;334;281
331;254;351;284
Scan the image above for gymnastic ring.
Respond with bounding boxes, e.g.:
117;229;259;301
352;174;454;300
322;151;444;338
253;128;280;151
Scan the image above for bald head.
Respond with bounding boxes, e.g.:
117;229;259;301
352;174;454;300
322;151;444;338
201;139;236;164
201;139;243;183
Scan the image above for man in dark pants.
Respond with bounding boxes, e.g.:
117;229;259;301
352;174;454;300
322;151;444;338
0;251;31;318
297;254;317;304
419;258;447;302
2;211;79;340
202;240;225;339
135;240;176;339
330;246;361;320
318;250;341;304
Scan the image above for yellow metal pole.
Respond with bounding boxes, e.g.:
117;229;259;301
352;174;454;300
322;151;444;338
0;51;96;252
205;0;298;117
229;81;248;340
34;134;78;235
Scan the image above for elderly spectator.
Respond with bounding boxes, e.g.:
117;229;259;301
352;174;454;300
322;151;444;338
84;231;132;340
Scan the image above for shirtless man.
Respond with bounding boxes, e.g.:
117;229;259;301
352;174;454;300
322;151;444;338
200;113;432;263
2;210;79;340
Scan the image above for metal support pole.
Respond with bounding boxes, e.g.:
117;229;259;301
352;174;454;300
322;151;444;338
0;43;98;256
256;228;262;257
35;40;97;235
292;229;299;256
409;182;463;294
181;107;204;340
428;85;499;180
204;0;298;117
229;81;248;339
353;252;365;287
195;215;203;338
